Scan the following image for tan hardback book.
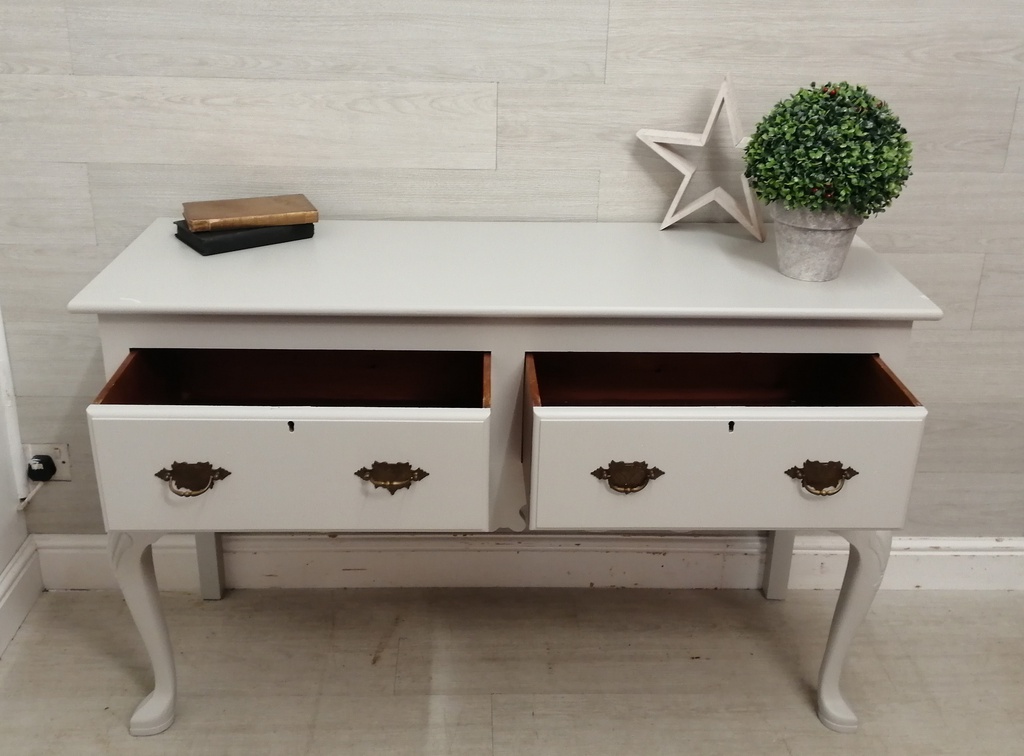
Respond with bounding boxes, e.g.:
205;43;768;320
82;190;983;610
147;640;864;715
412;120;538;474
182;194;319;232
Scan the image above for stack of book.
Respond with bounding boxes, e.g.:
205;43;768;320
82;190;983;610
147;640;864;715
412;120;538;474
174;194;319;256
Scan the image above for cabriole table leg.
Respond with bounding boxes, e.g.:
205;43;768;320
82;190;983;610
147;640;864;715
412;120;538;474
817;528;892;733
109;531;176;736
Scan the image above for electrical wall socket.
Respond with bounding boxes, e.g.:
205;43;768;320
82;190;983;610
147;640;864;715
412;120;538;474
24;443;71;481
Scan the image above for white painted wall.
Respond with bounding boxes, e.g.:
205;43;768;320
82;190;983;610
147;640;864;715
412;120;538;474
0;305;28;567
0;303;40;655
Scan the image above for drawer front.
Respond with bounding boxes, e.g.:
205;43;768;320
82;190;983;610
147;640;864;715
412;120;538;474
89;405;490;532
528;406;926;530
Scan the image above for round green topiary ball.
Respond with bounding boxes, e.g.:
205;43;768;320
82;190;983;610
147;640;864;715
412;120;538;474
744;82;912;218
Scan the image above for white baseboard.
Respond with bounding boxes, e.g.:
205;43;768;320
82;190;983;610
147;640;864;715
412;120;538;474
34;533;200;593
32;533;1024;594
0;537;44;654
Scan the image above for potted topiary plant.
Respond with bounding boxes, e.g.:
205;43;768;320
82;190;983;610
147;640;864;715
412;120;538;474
743;82;912;281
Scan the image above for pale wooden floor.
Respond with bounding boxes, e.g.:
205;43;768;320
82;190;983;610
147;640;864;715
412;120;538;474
1;589;1022;755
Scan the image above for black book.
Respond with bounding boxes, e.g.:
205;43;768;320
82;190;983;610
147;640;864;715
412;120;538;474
173;219;315;256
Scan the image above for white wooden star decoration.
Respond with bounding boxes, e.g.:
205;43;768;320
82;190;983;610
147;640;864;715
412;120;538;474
637;77;765;241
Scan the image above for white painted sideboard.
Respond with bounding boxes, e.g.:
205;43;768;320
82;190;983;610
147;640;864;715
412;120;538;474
69;219;940;736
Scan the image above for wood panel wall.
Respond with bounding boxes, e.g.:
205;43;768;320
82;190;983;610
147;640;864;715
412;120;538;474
1;0;1021;536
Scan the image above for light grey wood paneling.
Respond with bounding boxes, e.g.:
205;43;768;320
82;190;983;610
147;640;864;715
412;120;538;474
5;0;1023;538
887;87;1017;173
885;253;984;331
860;221;1024;259
0;76;497;169
1006;87;1023;172
14;395;95;466
973;254;1024;330
499;82;1011;176
606;0;1024;87
0;289;104;397
713;85;1014;175
916;402;1024;475
16;395;103;534
5;321;104;399
21;457;102;535
0;1;71;74
0;243;117;280
499;84;762;172
88;164;600;248
1;237;105;526
906;330;1024;403
0;245;119;323
67;0;607;82
598;170;749;223
906;472;1024;536
860;221;1024;257
0;241;113;413
0;163;95;246
873;172;1024;228
728;83;1014;175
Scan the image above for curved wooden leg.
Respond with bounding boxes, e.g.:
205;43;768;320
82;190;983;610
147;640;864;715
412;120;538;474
109;531;176;736
817;529;891;733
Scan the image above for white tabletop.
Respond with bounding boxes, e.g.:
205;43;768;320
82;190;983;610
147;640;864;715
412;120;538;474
69;219;941;321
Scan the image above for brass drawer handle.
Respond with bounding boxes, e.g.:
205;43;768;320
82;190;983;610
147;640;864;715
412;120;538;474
785;460;859;496
155;462;231;498
355;461;429;495
592;461;664;494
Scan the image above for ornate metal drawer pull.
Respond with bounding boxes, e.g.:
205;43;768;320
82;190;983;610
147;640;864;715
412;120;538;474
355;461;429;495
591;460;664;494
155;462;231;498
785;460;858;496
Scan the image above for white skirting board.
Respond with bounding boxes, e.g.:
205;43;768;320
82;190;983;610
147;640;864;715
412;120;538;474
29;533;1024;594
0;538;44;655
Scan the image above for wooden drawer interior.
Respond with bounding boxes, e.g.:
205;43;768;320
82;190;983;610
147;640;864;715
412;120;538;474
526;352;919;408
96;349;491;408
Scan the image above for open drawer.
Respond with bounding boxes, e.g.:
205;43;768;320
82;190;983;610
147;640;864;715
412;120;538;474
89;349;491;532
524;352;926;531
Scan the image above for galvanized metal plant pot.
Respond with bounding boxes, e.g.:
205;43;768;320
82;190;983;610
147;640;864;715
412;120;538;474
771;205;865;282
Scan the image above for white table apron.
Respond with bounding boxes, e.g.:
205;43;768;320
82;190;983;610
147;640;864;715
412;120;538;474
69;220;941;736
